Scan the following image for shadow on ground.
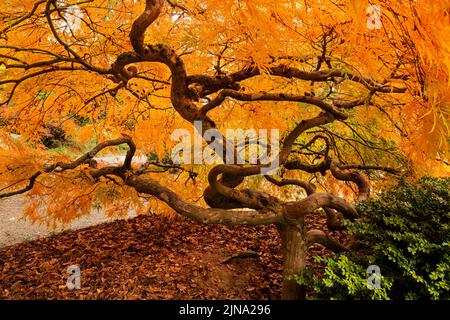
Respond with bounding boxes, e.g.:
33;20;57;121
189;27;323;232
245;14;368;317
0;214;285;299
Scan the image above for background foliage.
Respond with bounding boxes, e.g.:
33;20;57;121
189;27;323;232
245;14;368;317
302;176;450;300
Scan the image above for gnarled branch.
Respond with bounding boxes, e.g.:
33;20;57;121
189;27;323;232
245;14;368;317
199;89;348;120
130;0;165;55
330;160;370;201
284;192;358;222
306;229;348;253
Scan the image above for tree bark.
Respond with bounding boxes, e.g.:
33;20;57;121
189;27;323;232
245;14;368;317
278;222;307;300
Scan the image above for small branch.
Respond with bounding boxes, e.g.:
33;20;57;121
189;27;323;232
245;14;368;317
135;160;198;179
44;0;108;74
338;164;401;175
0;137;135;199
0;0;46;36
264;176;316;195
221;250;260;264
0;171;41;199
166;0;190;13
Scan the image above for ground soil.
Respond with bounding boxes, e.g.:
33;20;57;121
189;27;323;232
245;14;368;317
0;197;346;299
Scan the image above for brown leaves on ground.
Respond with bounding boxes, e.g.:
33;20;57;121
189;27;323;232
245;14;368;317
0;214;282;299
0;213;345;299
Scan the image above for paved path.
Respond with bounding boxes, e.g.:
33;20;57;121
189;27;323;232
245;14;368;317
0;195;138;248
0;156;146;248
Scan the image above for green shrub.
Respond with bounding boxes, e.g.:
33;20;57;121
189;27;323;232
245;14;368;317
302;176;450;300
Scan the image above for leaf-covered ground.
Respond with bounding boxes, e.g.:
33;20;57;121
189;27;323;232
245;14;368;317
0;213;344;299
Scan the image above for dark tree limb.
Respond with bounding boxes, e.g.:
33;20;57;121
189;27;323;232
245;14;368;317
188;64;407;98
221;250;260;264
0;137;135;199
199;89;348;120
284;192;358;222
264;175;316;195
330;160;370;201
305;229;348;253
130;0;165;55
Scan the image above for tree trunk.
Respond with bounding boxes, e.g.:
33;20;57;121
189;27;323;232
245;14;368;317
278;221;307;300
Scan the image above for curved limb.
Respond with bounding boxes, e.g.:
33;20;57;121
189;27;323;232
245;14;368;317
199;89;348;120
0;137;135;199
0;138;283;226
129;0;165;55
323;208;346;231
203;112;335;209
264;175;345;231
330;160;370;200
305;229;348;253
264;175;316;195
124;174;282;225
188;64;407;99
284;192;358;222
207;165;282;210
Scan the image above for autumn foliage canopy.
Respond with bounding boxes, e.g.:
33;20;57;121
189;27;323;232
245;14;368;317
0;0;449;299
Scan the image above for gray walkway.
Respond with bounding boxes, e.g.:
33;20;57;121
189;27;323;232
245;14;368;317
0;156;145;248
0;195;138;248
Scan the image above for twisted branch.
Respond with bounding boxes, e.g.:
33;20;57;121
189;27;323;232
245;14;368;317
306;229;348;253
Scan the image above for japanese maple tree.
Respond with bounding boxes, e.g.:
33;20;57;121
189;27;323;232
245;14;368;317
0;0;448;299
